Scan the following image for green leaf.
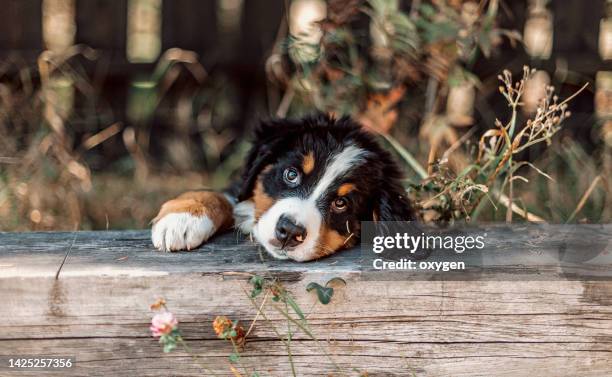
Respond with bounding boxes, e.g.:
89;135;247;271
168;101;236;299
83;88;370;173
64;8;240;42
160;335;177;354
229;353;240;363
306;282;334;305
419;3;436;18
163;342;176;353
249;275;264;298
305;282;321;292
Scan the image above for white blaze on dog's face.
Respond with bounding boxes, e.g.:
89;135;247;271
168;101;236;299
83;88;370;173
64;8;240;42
238;116;415;262
252;145;367;261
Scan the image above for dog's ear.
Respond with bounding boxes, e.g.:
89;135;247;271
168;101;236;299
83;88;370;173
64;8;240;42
375;182;415;221
237;119;292;201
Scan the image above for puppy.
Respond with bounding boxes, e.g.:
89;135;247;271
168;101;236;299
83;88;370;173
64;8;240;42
152;114;414;261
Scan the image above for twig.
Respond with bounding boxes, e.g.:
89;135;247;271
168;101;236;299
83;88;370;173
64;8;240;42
229;365;244;377
424;77;439;116
245;290;270;338
566;175;603;223
285;300;297;377
276;87;295;118
497;191;546;223
55;233;77;280
506;158;514;223
559;82;589;107
440;127;477;163
0;157;20;164
270;303;345;375
178;338;220;377
82;122;123;150
243;286;345;376
243;288;289;345
229;338;250;376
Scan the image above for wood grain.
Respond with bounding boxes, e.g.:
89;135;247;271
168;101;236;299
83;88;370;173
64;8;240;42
0;229;611;376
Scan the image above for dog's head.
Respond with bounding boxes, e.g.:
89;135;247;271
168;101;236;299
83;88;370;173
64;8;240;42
236;114;414;261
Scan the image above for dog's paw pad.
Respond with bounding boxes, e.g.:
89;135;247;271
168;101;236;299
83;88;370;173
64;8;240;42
151;213;216;252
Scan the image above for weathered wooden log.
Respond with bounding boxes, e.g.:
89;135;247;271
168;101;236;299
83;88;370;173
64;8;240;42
0;229;611;376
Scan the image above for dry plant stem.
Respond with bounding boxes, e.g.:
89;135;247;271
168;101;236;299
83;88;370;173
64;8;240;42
55;232;78;280
177;338;220;377
505;102;518;223
276;87;295;118
245;290;270;338
266;10;288;114
427;143;438;176
229;365;243;377
285;300;298;377
0;157;20;164
387;125;545;221
476;79;587;220
243;288;291;345
229;338;250;377
497;192;546;222
425;77;439;115
244;291;342;373
269;302;345;375
506;158;514;223
441;127;477;163
566;175;603;223
81;122;123;150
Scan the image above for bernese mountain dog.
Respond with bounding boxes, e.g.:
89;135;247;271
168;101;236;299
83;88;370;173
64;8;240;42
151;114;415;261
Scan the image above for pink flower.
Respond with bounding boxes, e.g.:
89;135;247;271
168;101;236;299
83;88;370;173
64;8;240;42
150;312;178;337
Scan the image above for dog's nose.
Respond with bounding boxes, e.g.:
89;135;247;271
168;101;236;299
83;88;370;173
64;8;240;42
275;215;307;248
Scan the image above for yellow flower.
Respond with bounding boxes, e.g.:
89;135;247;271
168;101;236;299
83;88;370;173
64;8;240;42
213;316;233;337
150;298;166;310
213;316;246;347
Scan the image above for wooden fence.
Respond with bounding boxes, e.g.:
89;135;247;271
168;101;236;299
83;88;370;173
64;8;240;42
0;0;606;141
0;229;611;376
0;0;285;143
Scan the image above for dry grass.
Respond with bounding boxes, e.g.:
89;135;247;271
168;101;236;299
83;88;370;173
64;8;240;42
0;47;243;231
1;0;609;230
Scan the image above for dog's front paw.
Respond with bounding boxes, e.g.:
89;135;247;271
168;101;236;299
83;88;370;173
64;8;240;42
151;213;216;252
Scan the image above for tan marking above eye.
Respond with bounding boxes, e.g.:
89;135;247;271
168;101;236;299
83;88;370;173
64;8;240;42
261;164;273;173
302;152;315;174
337;183;356;196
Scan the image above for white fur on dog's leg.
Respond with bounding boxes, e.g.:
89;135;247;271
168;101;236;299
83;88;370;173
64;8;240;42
233;200;255;234
151;213;216;252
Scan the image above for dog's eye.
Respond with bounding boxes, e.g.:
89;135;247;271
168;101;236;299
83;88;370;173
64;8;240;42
283;167;301;186
331;197;348;213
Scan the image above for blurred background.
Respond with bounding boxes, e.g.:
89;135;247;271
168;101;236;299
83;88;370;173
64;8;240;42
0;0;610;231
